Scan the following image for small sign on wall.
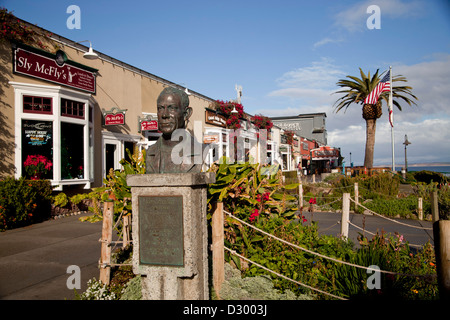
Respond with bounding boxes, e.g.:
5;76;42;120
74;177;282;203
138;115;158;132
102;107;127;126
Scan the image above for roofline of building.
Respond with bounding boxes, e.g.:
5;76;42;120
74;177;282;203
270;112;327;120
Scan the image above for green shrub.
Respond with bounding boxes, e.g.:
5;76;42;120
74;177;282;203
0;177;53;231
239;217;355;299
438;184;450;220
120;276;142;300
53;192;69;207
412;170;448;185
362;196;420;218
329;233;437;299
220;263;312;300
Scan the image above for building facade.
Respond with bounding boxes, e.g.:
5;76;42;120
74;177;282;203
1;18;225;191
271;113;327;145
1;16;289;191
271;113;342;174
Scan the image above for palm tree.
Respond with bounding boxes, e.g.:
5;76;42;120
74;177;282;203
333;68;417;169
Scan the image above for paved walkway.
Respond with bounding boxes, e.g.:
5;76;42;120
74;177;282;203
0;213;102;300
0;210;434;300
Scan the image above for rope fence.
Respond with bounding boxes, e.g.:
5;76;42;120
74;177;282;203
224;247;347;300
349;197;433;231
223;209;432;278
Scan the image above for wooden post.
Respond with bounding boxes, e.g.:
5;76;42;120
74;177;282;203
431;191;439;222
354;182;359;208
341;193;350;239
123;214;130;248
298;175;303;209
418;197;423;221
433;219;450;300
100;200;114;285
212;202;224;299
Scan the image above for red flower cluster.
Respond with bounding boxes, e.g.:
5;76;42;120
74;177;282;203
284;130;295;146
251;114;273;130
215;100;244;130
24;155;53;170
249;209;259;222
0;8;48;49
256;192;270;203
309;198;317;205
23;154;52;178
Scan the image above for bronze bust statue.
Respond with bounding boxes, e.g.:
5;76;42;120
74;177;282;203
146;87;208;173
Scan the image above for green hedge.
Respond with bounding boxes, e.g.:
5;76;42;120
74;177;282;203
0;177;53;231
362;196;428;218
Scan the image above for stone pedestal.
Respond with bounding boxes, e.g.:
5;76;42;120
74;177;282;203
127;172;215;300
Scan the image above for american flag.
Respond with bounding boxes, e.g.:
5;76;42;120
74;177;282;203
364;70;390;105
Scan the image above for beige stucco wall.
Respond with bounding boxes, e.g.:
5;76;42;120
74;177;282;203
0;41;16;178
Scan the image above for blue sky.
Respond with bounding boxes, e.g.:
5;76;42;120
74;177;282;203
3;0;450;166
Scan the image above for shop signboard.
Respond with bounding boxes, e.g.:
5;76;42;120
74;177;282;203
13;43;97;94
205;109;226;128
140;120;158;131
102;107;127;126
311;146;340;160
203;134;219;144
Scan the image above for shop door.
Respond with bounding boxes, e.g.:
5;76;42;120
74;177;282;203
104;140;121;178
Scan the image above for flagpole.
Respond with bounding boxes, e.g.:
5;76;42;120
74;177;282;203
389;66;395;172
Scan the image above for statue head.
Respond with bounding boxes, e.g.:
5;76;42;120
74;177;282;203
157;87;192;138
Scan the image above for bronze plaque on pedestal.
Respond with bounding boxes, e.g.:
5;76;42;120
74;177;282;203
138;196;184;266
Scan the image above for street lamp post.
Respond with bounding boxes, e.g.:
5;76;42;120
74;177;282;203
403;134;411;172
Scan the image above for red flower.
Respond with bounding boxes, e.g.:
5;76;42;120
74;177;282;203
249;209;259;222
309;198;316;205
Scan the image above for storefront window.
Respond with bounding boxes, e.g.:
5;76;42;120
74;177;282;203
21;119;53;179
61;98;85;119
23;96;52;114
61;122;84;179
12;82;93;189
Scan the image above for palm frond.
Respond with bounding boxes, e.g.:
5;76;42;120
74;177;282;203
333;68;418;113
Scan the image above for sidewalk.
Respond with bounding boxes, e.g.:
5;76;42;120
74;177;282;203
0;213;102;300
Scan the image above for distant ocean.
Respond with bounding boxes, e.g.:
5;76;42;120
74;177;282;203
395;165;450;177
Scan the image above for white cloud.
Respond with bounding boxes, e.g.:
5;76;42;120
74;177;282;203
330;117;450;166
267;58;345;106
334;0;423;32
313;37;344;49
393;54;450;121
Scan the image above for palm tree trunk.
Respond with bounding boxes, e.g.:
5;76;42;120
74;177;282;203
363;118;376;169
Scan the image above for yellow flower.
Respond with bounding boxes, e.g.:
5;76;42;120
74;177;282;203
412;289;418;294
